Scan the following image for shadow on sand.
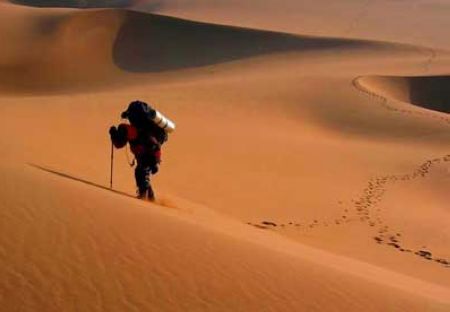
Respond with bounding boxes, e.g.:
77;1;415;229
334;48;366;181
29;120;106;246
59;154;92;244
28;163;136;200
360;75;450;114
112;11;380;72
408;76;450;113
11;0;135;8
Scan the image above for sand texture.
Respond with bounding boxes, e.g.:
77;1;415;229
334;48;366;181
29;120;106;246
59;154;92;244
0;1;449;311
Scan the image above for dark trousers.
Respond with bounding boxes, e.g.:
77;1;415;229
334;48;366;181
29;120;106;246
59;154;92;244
134;159;155;200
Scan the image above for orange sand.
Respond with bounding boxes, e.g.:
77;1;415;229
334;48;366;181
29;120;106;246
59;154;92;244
0;1;449;311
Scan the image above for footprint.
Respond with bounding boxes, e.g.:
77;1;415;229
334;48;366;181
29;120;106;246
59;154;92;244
261;221;277;227
252;224;269;230
416;250;433;259
374;236;383;244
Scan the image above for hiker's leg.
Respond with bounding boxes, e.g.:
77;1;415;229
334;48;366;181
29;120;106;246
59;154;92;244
147;182;155;201
135;163;151;199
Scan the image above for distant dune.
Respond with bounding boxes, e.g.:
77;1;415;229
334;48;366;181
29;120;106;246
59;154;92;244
113;11;393;72
0;7;415;93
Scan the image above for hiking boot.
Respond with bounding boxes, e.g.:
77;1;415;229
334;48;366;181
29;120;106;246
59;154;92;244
137;188;155;202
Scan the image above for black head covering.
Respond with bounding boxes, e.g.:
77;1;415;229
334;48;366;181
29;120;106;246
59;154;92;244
121;100;156;128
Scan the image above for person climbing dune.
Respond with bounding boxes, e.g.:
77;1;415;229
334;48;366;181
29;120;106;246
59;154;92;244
109;100;175;201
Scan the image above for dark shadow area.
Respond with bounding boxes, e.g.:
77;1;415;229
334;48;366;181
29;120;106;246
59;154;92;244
359;75;450;114
28;163;136;200
113;11;376;72
409;76;450;113
11;0;134;8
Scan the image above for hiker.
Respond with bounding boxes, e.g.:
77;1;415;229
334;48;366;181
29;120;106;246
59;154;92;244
109;100;175;201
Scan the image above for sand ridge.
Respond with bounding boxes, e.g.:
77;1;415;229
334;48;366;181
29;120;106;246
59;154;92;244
356;75;450;114
0;4;443;93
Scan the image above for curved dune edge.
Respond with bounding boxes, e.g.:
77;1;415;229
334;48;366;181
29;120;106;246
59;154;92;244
0;6;424;94
0;163;449;311
354;75;450;115
111;10;404;73
9;0;135;8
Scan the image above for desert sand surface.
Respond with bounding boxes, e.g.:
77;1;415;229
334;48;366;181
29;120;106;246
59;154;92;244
0;0;449;311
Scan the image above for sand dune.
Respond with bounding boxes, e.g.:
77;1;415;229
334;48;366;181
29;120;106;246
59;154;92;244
0;164;449;311
113;11;398;72
10;0;134;8
357;75;450;113
0;0;449;311
134;0;450;50
0;6;127;93
0;6;421;93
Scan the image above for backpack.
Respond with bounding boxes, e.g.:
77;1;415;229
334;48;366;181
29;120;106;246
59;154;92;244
121;101;173;144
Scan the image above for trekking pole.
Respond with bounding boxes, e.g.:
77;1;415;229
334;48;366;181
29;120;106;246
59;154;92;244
110;142;114;189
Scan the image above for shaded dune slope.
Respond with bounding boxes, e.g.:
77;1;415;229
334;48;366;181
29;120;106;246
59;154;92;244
0;8;410;93
357;75;450;114
10;0;136;8
0;9;124;93
112;11;387;72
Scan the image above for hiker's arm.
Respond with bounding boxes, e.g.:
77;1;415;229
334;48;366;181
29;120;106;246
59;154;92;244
109;126;127;148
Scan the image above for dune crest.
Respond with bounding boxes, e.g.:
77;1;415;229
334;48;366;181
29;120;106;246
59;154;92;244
112;11;392;73
356;75;450;114
0;6;422;93
0;8;124;93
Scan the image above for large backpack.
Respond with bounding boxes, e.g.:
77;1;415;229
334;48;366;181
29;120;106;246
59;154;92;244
121;101;172;144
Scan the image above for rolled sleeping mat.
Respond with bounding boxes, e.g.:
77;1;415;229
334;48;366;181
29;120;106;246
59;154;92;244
152;110;175;133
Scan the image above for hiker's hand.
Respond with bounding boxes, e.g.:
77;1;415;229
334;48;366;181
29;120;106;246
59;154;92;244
109;126;117;140
109;126;127;148
151;165;159;174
